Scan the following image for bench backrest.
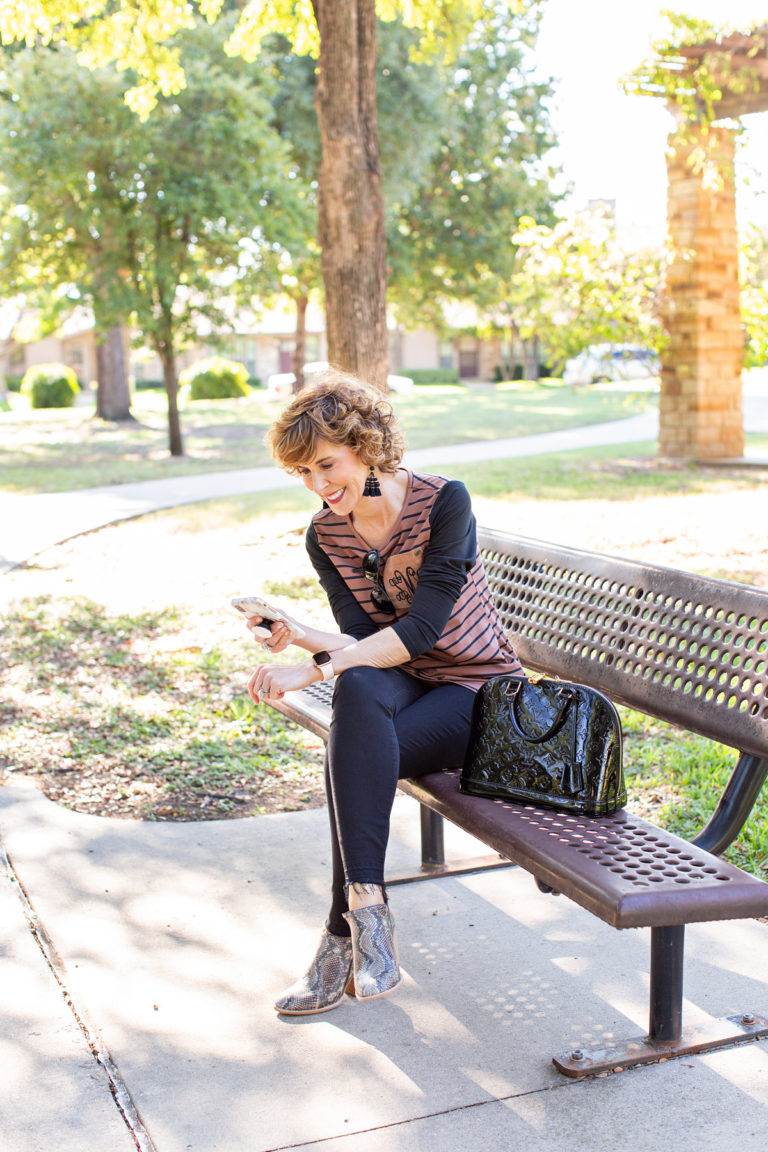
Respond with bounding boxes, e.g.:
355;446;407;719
479;528;768;759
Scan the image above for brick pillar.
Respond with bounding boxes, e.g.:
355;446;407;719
660;126;744;459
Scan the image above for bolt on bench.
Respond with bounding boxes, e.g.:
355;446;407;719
272;528;768;1077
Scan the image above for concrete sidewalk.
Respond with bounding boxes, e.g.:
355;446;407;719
1;411;658;574
4;391;768;575
1;774;767;1152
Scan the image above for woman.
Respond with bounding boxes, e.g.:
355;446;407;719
246;370;521;1016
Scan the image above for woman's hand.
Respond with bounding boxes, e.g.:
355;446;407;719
247;661;319;704
245;614;303;655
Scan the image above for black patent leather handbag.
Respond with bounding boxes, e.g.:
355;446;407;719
460;675;626;816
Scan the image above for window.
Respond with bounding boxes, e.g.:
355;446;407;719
228;336;258;376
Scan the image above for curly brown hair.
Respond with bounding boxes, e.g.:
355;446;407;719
266;369;406;474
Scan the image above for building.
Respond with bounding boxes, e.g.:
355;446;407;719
0;298;514;389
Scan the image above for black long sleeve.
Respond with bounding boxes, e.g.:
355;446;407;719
306;523;380;642
391;480;476;658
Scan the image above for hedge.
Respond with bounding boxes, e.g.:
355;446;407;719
20;363;80;408
179;356;250;400
405;368;461;385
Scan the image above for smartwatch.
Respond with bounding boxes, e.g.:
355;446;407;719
312;651;335;682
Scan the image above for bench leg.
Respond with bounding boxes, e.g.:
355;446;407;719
649;925;684;1042
553;923;768;1078
385;803;515;886
420;805;445;868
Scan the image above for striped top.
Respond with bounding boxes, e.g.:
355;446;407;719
306;469;522;692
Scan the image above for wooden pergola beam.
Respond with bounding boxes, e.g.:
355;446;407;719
669;25;768;119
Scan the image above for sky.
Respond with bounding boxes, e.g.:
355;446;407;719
534;0;768;247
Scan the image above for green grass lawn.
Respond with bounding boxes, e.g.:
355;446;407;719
429;439;768;502
0;380;652;494
164;439;763;524
621;709;768;882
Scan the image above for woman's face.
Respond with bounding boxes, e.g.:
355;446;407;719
296;438;369;515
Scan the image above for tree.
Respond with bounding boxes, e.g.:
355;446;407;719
0;52;139;419
2;2;525;392
385;2;558;339
0;18;296;454
505;212;663;372
231;2;520;391
254;18;447;389
740;225;768;367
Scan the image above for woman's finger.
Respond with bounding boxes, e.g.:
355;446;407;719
248;667;267;703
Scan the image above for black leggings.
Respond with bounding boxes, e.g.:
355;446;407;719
323;666;476;937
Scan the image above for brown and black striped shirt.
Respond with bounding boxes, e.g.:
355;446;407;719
306;470;522;692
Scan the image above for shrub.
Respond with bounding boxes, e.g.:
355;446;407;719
20;363;80;408
405;368;460;385
5;374;23;393
179;356;250;400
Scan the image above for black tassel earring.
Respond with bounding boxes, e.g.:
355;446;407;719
363;465;382;497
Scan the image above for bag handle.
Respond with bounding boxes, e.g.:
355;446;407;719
504;681;575;744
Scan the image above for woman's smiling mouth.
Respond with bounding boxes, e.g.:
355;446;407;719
325;488;346;505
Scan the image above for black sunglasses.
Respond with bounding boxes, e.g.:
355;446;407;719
362;549;396;615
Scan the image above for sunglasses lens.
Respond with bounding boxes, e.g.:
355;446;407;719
362;549;379;580
362;549;394;613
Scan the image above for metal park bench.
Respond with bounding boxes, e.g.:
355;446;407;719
273;528;768;1078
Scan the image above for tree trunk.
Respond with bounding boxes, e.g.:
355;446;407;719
95;324;133;420
507;316;519;378
292;293;308;394
313;0;389;392
159;339;184;457
522;338;540;381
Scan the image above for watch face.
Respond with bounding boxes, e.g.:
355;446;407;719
314;651;331;666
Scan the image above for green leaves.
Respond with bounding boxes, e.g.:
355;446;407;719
740;223;768;368
386;3;558;325
504;213;664;370
624;13;767;128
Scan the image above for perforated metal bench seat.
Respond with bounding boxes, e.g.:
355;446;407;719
271;529;768;1075
276;683;768;930
399;771;768;929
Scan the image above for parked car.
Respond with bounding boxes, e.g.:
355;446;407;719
563;344;659;386
266;361;414;396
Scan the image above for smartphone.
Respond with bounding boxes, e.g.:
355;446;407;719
231;596;281;625
230;596;306;639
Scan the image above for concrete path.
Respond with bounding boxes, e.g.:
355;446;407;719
3;391;768;575
1;775;767;1152
1;411;658;574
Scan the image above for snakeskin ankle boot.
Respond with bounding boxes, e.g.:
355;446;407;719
274;928;355;1016
342;903;402;1001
